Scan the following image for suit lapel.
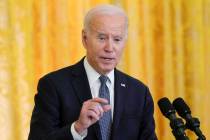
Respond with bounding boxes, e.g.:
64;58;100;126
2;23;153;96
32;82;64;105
71;58;101;140
71;58;92;103
111;69;127;139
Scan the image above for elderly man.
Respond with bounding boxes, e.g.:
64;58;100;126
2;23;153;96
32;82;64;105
28;4;157;140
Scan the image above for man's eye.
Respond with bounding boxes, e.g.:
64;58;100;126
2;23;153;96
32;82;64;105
97;36;106;41
99;37;105;40
114;38;122;42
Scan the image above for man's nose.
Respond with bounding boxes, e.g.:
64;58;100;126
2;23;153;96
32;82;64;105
104;39;114;52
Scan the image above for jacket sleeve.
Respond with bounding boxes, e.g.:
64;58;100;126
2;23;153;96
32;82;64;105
28;76;74;140
138;87;158;140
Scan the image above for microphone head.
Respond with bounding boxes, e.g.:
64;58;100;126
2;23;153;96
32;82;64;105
158;97;176;118
172;97;191;118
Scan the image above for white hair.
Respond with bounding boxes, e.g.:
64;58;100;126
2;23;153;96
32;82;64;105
83;4;128;34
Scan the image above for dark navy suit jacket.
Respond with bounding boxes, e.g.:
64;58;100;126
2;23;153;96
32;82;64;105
28;58;157;140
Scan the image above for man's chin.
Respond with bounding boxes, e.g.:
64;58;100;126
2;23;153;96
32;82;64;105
96;63;116;74
100;67;115;74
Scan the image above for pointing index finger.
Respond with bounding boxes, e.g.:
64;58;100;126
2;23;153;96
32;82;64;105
91;97;108;104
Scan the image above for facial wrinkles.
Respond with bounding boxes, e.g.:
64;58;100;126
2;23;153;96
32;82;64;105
87;15;126;59
85;21;126;74
89;15;126;38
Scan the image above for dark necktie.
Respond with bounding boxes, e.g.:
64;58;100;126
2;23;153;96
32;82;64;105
99;75;112;140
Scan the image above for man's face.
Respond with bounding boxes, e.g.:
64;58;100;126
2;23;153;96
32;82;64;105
82;14;127;74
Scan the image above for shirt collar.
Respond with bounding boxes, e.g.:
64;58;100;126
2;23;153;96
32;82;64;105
83;57;114;87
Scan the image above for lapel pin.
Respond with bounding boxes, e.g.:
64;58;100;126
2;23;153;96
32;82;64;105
120;83;126;87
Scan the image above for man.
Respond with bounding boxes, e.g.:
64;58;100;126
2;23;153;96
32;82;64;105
28;4;157;140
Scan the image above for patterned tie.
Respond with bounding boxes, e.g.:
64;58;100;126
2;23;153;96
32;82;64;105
99;75;112;140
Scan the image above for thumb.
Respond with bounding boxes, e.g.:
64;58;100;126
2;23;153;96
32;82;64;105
102;105;111;112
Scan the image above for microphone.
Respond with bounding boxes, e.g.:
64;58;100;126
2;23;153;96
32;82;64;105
173;98;206;140
158;97;189;140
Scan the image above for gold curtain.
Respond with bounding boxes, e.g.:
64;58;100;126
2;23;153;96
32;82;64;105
0;0;209;140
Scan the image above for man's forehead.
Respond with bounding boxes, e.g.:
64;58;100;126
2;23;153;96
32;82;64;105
89;21;126;35
90;27;125;36
89;14;126;26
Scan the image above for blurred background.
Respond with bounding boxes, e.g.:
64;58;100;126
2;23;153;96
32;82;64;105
0;0;209;140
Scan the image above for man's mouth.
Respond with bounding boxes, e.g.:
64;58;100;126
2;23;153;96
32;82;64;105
100;57;115;61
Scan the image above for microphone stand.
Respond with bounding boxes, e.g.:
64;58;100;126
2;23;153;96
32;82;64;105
170;118;189;140
185;117;206;140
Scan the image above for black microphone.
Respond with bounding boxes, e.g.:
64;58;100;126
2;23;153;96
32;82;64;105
158;97;189;140
173;98;206;140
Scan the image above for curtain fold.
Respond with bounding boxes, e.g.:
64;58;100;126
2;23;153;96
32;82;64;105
0;0;209;139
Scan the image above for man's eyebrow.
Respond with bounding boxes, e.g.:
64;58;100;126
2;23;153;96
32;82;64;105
113;35;123;37
96;32;107;37
93;29;124;37
98;33;106;36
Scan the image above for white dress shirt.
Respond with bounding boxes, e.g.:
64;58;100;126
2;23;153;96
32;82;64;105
70;58;115;140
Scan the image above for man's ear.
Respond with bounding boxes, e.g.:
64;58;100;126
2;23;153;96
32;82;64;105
82;29;87;48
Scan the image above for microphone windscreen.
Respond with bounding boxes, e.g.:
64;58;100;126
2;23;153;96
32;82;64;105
172;97;191;118
158;97;175;118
